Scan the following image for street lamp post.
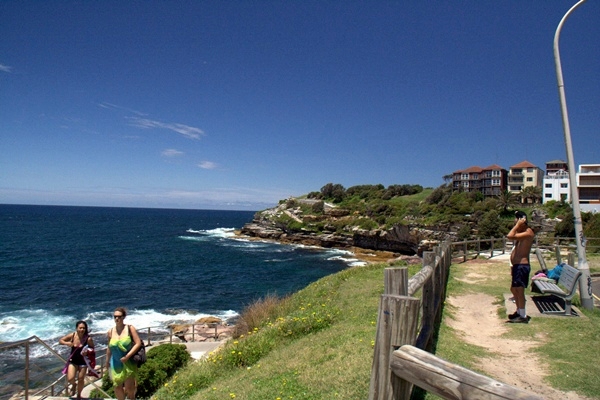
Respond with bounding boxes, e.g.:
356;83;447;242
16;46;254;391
553;0;593;310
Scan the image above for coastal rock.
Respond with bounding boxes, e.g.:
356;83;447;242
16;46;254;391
240;217;440;255
239;200;466;256
197;316;222;324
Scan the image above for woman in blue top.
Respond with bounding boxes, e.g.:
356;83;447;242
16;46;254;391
105;307;142;400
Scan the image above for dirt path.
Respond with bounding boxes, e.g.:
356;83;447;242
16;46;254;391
446;258;592;400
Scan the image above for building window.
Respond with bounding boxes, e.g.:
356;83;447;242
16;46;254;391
527;177;533;182
492;170;500;177
545;193;552;198
492;179;500;186
545;183;552;188
461;173;469;180
560;183;568;188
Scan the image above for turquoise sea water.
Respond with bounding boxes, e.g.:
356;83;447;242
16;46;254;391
0;204;360;347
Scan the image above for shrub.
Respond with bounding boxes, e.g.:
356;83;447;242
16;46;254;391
457;224;472;241
136;358;168;398
477;210;506;239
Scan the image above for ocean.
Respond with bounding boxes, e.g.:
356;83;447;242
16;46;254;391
0;204;361;351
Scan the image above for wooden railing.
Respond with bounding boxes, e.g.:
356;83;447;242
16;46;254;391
0;335;110;400
451;237;508;262
368;239;544;400
451;236;599;264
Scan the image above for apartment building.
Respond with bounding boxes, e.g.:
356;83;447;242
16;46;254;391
452;165;507;197
507;161;544;194
578;164;600;213
542;169;570;203
451;159;598;212
545;159;568;175
542;159;570;204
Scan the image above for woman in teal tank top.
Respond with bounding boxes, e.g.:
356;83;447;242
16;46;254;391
105;307;143;400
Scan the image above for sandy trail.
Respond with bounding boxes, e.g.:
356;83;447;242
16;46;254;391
446;259;592;400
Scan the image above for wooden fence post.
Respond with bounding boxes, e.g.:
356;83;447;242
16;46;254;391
368;295;421;400
384;268;409;296
555;245;562;265
369;267;419;400
490;238;494;258
416;252;436;352
568;252;575;266
463;242;467;262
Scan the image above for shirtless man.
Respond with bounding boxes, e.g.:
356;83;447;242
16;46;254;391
506;210;535;323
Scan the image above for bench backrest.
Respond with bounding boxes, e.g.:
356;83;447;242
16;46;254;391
558;264;582;298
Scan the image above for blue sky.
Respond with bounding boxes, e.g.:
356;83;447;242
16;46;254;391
1;1;598;211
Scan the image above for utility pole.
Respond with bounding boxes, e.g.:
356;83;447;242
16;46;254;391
553;0;593;309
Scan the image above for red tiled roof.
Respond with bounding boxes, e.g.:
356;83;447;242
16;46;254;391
511;160;537;168
482;164;504;170
454;166;483;174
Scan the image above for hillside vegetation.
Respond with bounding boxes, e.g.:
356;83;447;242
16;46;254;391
262;182;600;249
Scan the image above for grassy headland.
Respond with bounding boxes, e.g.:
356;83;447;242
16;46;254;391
150;253;600;400
149;183;600;399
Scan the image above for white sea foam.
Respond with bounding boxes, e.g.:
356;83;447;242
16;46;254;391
0;308;239;344
327;255;367;267
0;309;67;343
186;227;237;238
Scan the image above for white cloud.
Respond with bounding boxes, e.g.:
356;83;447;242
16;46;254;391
0;64;13;73
162;149;184;157
198;161;217;170
128;117;204;140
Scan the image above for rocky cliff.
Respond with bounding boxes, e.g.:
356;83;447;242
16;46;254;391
239;199;457;256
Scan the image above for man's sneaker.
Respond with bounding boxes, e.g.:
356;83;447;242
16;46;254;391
508;311;520;320
508;316;531;324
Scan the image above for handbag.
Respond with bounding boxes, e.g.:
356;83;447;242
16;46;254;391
128;325;147;367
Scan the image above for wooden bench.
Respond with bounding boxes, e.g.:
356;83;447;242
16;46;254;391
533;263;582;316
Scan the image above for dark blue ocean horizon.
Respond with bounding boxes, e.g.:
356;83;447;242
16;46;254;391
0;204;361;347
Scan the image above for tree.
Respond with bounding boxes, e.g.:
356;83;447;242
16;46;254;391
520;186;542;204
320;183;346;203
477;210;506;238
497;190;518;213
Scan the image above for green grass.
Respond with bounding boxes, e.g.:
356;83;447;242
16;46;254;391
150;254;600;400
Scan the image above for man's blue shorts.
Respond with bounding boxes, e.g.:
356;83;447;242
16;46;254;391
511;264;531;288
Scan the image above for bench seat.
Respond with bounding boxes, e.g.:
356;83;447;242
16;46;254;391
532;263;582;316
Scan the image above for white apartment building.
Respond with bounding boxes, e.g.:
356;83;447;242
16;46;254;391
578;164;600;213
543;169;570;203
542;163;600;213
